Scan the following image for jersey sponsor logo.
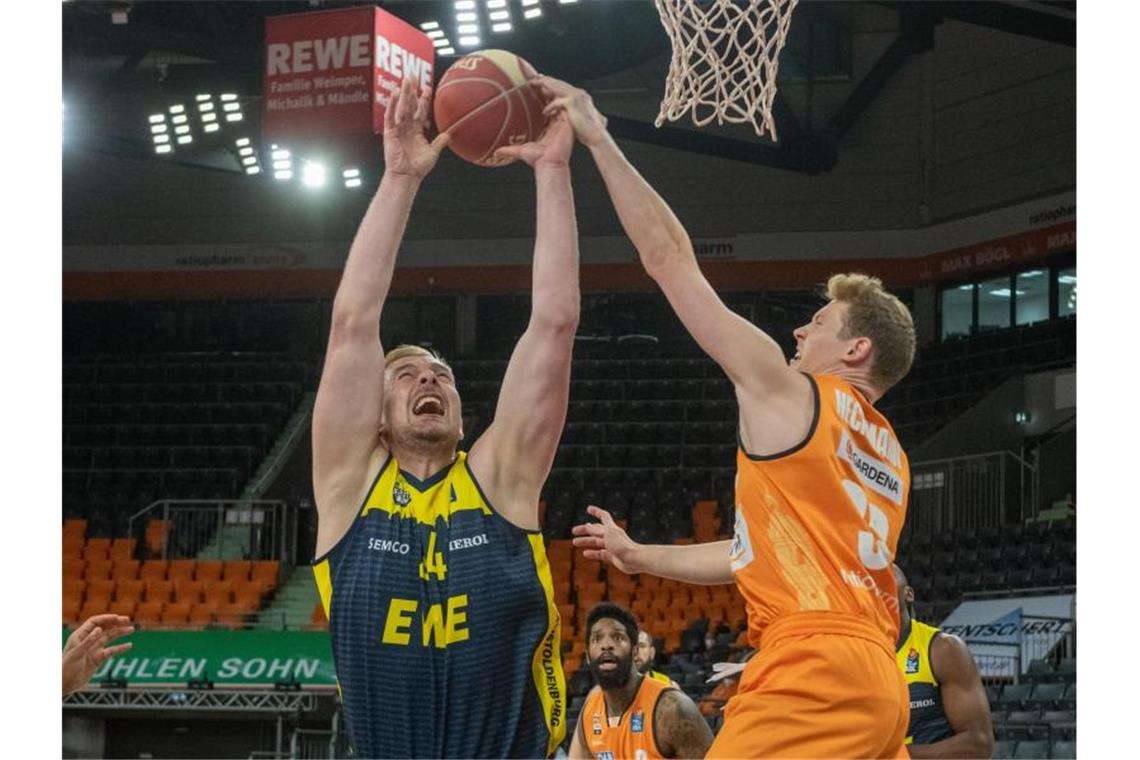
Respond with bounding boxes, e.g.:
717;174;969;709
729;508;755;572
906;647;920;674
367;537;411;555
911;697;937;709
631;710;644;733
392;483;412;507
448;533;489;552
380;594;470;648
838;430;904;506
834;390;903;469
597;753;615;760
592;713;603;736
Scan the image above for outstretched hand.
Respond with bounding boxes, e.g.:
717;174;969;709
384;76;450;179
63;614;134;696
571;505;643;574
493;111;575;168
532;76;610;148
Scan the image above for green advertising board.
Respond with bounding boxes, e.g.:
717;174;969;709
63;629;336;686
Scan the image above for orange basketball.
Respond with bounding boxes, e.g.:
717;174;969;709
433;49;548;167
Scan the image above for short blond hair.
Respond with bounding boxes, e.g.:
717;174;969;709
384;344;451;371
826;273;915;391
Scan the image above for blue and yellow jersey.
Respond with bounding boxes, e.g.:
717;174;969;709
313;451;566;758
896;618;953;746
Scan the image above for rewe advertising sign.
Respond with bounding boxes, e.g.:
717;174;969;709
262;6;434;161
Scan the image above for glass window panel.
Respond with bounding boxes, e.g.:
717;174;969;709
977;276;1012;331
941;285;973;340
1015;269;1049;325
1057;267;1076;317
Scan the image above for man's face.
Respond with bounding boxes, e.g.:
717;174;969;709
789;300;864;375
382;355;463;449
892;565;914;618
634;630;656;672
587;618;635;690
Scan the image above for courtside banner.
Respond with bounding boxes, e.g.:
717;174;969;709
939;594;1074;677
263;6;434;143
65;629;336;687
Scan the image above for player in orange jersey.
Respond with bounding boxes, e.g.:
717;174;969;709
541;77;918;758
569;603;713;760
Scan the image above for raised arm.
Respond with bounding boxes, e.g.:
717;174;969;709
312;77;449;555
573;506;734;585
654;689;715;759
535;77;814;455
467;114;580;530
908;634;994;759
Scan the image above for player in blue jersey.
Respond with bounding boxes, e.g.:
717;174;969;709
893;564;993;758
311;76;577;758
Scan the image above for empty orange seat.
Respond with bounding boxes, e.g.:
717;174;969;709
63;596;82;626
109;538;137;561
85;559;113;580
173;580;205;604
167;560;195;582
116;579;144;601
311;603;328;624
234;580;266;602
63;577;86;597
190;601;219;627
84;538;111;560
251;561;279;590
87;578;116;600
223;560;252;583
215;603;249;629
63;518;88;537
135;601;164;627
233;591;261;612
140;560;168;581
79;598;110;620
112;560;140;580
63;536;85;560
63;558;86;579
109;599;137;617
195;560;223;583
162;601;192;627
145;579;174;604
145;519;170;556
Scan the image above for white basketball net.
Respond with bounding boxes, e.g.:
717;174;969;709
654;0;799;140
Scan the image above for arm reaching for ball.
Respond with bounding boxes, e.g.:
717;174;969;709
573;506;735;585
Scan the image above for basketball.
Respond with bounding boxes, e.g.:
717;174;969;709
433;49;548;167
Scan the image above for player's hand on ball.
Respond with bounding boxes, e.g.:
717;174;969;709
383;76;450;179
572;505;642;574
534;76;609;148
493;112;574;168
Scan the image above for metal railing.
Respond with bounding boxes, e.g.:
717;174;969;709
906;451;1038;537
970;614;1075;683
128;499;293;562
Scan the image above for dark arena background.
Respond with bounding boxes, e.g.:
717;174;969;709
60;1;1075;758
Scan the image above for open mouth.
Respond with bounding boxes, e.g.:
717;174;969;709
412;394;446;417
596;655;619;672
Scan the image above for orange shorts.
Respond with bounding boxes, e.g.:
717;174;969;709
707;611;910;760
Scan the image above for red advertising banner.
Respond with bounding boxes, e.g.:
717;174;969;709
262;6;434;161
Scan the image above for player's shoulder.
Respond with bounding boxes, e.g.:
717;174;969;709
645;670;674;686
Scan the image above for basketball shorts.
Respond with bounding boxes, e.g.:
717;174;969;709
707;610;910;759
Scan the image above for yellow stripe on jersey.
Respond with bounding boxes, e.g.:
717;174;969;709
897;619;940;687
360;452;493;526
312;562;332;619
528;533;567;757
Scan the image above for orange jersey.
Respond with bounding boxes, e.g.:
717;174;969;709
729;373;910;648
580;671;676;759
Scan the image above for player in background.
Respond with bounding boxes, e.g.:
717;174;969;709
312;77;578;758
568;603;713;760
532;77;918;758
634;629;659;673
893;564;993;759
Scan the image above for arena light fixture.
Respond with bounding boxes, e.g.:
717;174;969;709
172;114;188;125
487;0;507;8
458;23;479;34
220;93;238;102
246;166;261;175
492;22;512;32
301;161;327;188
198;102;215;112
196;94;211;102
439;46;456;55
239;147;254;157
226;113;244;122
272;148;290;160
223;102;241;112
458;35;480;47
523;7;542;19
343;168;362;188
201;112;217;123
454;0;476;10
169;104;185;114
456;12;477;22
559;0;578;4
151;124;167;134
273;159;292;170
155;144;172;154
204;123;220;133
148;114;165;124
489;10;510;21
153;134;170;144
242;156;258;166
174;124;190;135
427;30;445;39
274;170;293;181
433;37;453;48
177;134;193;145
236;138;251;147
1058;275;1076;284
420;21;440;31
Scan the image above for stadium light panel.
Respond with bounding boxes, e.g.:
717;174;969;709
202;113;217;122
458;36;480;46
169;104;185;114
198;102;215;112
343;168;361;178
226;113;244;122
272;149;291;160
439;47;456;56
458;24;479;34
246;166;261;175
172;114;188;124
148;114;165;124
487;0;507;8
242;156;258;166
434;38;452;48
220;93;238;102
454;0;476;9
196;94;212;101
223;102;241;112
273;159;292;170
1058;275;1077;284
153;134;170;144
151;124;167;134
236;138;251;147
427;30;445;39
523;8;542;19
155;144;172;154
492;22;512;32
456;12;477;22
239;147;254;156
177;135;193;145
345;178;363;188
559;0;578;4
420;21;440;31
521;0;539;6
204;123;220;133
302;161;327;188
175;125;191;135
489;10;510;21
274;170;293;180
